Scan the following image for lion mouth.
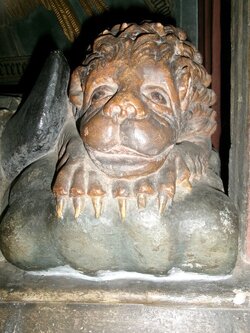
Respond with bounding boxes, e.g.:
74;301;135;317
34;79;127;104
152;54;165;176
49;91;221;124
104;144;150;158
84;143;175;178
85;143;174;161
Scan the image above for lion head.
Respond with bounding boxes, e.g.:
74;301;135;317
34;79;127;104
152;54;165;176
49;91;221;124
69;22;216;179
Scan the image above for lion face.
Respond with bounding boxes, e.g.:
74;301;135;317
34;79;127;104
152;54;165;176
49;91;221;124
80;57;178;179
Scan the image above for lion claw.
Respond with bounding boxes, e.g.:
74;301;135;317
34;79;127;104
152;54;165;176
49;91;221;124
73;196;84;219
137;193;147;209
91;196;103;219
56;196;66;219
158;194;173;215
118;197;126;221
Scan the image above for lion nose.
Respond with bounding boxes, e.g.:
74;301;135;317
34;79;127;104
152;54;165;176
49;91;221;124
103;95;146;122
109;103;136;119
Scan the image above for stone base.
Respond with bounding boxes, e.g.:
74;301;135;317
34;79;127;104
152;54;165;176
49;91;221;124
1;303;250;333
1;256;250;332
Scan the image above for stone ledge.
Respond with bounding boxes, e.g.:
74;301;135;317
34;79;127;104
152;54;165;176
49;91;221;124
1;258;250;332
1;259;250;306
1;303;250;333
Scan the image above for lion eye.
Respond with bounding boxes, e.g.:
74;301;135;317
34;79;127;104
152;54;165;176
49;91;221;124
92;89;106;101
149;91;167;104
90;85;117;103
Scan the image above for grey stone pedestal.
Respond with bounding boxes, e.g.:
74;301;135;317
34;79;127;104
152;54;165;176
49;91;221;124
1;255;250;333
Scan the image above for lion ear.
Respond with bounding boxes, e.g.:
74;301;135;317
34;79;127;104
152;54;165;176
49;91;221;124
69;66;84;110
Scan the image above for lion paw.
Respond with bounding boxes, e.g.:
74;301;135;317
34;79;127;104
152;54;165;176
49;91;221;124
53;143;198;220
53;163;85;219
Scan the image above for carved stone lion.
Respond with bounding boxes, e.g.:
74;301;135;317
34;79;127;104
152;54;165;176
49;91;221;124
0;23;238;275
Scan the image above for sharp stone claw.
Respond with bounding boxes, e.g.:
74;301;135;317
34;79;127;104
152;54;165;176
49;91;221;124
177;178;192;191
73;197;84;219
56;197;65;219
118;198;126;222
137;193;147;209
92;196;103;219
158;195;171;216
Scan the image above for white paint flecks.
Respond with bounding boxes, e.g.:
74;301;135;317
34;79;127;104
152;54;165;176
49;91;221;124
233;289;250;305
28;265;231;282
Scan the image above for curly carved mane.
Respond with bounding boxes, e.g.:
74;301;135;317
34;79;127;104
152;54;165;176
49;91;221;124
70;22;216;143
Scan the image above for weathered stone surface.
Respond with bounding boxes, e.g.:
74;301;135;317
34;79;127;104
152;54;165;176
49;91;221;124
0;258;250;332
0;51;69;183
0;96;22;213
0;153;238;274
1;303;250;333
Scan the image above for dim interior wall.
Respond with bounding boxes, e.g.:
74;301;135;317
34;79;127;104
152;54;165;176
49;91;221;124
230;0;250;260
